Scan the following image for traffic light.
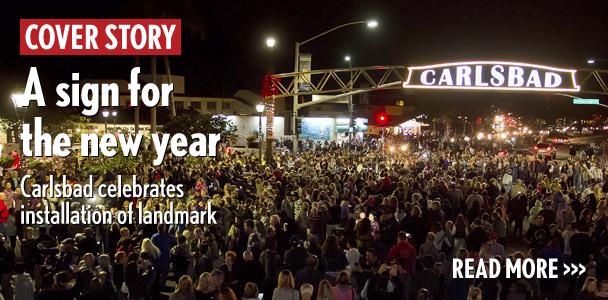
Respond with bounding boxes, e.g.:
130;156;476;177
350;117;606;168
375;112;389;127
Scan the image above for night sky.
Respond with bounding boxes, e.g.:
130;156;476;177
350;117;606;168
0;0;607;120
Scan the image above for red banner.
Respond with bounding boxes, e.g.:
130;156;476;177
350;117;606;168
20;19;181;55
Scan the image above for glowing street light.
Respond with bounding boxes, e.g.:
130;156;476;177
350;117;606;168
256;104;265;113
587;58;608;65
344;55;351;62
265;37;276;48
366;20;378;28
11;93;25;108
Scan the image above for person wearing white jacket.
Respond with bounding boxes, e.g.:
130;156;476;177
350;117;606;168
502;169;513;193
11;262;34;300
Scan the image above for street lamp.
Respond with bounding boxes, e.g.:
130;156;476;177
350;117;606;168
344;55;353;144
292;19;378;153
11;92;27;155
587;58;608;65
256;103;265;160
265;37;276;48
111;111;117;128
102;110;109;132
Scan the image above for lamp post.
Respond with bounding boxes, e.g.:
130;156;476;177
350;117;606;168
344;55;353;144
256;103;265;160
102;110;109;132
111;111;117;129
292;19;378;154
11;93;26;128
10;93;26;158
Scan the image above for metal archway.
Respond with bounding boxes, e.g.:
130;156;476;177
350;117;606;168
270;65;608;107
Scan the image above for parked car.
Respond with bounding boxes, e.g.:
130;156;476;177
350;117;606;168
533;142;556;159
513;149;535;156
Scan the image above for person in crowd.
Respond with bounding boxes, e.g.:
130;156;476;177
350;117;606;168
299;283;314;300
361;263;403;300
172;235;193;281
467;286;483;300
241;282;260;300
598;280;608;300
170;275;195;300
331;271;355;300
321;235;347;282
578;276;598;300
195;272;215;300
295;254;323;294
387;231;416;274
272;270;299;300
152;224;176;286
11;262;34;300
316;280;335;300
216;286;237;300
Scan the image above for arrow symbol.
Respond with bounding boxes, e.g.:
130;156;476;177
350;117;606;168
578;264;586;276
563;264;570;275
571;264;578;275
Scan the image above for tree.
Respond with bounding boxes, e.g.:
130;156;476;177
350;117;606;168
163;111;237;143
45;116;90;141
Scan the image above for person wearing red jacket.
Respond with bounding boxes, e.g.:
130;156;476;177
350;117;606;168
10;151;20;170
0;194;8;223
387;231;417;275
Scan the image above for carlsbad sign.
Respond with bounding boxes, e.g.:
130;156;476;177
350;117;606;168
402;61;580;92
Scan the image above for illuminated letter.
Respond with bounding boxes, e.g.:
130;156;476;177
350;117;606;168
526;70;542;88
508;67;524;87
490;65;505;86
456;66;472;86
544;72;562;88
438;69;453;86
420;70;436;85
474;65;488;87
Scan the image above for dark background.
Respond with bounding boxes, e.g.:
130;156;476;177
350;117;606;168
0;0;607;120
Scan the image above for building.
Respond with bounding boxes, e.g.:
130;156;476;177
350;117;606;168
84;74;286;117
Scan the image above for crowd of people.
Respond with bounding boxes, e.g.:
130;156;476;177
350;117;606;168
0;134;607;300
